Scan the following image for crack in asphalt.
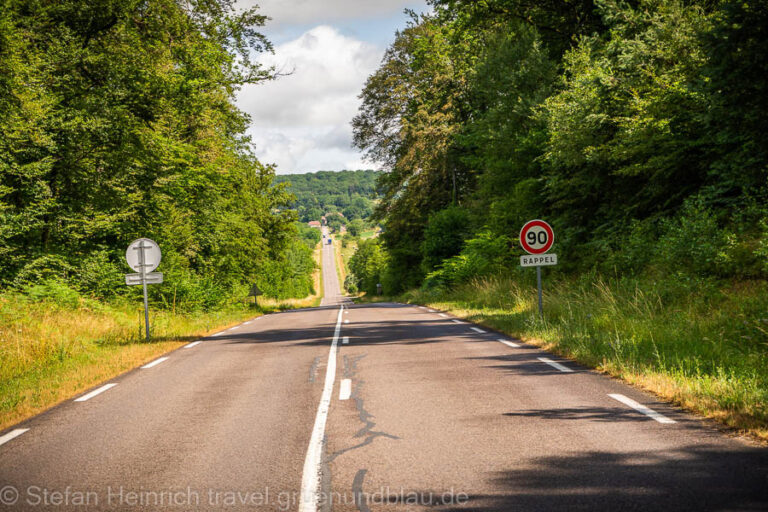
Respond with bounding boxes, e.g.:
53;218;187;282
309;356;322;383
321;354;400;512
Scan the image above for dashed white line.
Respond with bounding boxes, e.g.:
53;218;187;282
498;338;521;348
141;357;169;369
211;332;225;337
339;379;352;400
609;394;676;424
0;428;29;447
470;327;486;334
537;357;574;373
343;336;349;345
299;306;343;512
438;313;448;318
344;319;349;324
427;309;437;313
74;383;117;402
184;341;202;349
451;319;464;324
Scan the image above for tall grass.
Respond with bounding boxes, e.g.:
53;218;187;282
404;274;768;441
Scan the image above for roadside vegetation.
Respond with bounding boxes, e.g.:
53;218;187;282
347;0;768;440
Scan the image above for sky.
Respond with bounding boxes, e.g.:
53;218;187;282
235;0;429;174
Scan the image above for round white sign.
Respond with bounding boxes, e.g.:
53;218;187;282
125;238;162;273
519;220;554;255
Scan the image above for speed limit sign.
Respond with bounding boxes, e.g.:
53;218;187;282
519;220;556;318
519;220;554;254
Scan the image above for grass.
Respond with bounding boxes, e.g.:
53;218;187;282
0;298;256;431
403;274;768;443
0;243;325;431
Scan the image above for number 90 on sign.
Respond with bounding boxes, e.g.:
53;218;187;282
519;220;554;255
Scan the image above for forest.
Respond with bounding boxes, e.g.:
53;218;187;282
276;170;379;224
0;0;317;308
350;0;768;293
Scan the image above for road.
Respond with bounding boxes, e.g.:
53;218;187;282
1;233;767;511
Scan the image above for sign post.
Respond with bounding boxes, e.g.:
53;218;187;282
125;238;163;341
519;220;557;318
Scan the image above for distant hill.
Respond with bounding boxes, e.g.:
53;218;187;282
276;170;380;223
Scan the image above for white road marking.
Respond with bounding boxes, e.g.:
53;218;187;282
243;321;252;325
344;319;349;324
343;336;349;345
470;327;486;334
609;394;677;424
74;383;117;402
451;319;464;324
538;357;574;373
299;306;343;512
345;310;349;314
427;309;437;313
438;313;449;318
141;357;169;369
498;338;521;348
0;428;29;447
211;332;225;337
339;379;352;400
184;341;202;349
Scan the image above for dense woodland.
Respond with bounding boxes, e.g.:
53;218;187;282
349;0;768;295
276;170;379;224
0;0;316;307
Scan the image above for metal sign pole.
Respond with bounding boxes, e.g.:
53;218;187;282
137;241;150;341
537;265;543;318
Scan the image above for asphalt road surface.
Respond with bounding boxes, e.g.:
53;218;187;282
1;233;767;511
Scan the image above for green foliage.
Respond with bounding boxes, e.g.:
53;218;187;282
275;170;379;222
421;206;471;273
347;218;366;238
0;0;316;308
424;232;512;289
348;239;387;295
350;0;768;290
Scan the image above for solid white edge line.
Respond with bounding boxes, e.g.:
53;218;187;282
470;327;486;334
74;383;117;402
537;357;574;373
141;357;169;369
184;341;202;349
609;393;677;424
438;313;448;318
299;306;343;512
343;336;349;345
498;338;521;348
339;379;352;400
0;428;29;447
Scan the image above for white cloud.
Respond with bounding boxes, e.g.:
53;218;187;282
237;25;383;173
241;0;416;27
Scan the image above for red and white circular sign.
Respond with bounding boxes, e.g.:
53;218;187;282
519;220;554;255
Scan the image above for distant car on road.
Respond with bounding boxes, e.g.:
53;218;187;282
327;238;332;245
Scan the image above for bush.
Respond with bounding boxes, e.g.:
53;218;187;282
421;206;471;273
423;231;512;288
349;239;387;294
24;279;82;308
656;198;735;276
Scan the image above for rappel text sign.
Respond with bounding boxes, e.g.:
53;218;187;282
520;254;558;267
